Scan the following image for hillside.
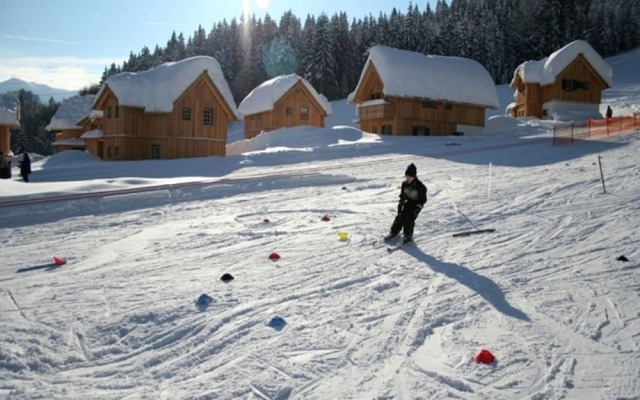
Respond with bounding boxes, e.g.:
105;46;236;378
0;78;78;102
0;48;639;399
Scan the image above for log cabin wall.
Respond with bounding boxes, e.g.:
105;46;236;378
1;126;11;153
512;54;608;118
355;64;488;136
541;56;606;104
244;81;326;139
98;74;233;160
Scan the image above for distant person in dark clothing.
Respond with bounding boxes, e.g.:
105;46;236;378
19;152;31;182
0;151;10;179
606;106;613;119
384;163;428;244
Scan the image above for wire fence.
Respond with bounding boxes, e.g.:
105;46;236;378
553;112;640;146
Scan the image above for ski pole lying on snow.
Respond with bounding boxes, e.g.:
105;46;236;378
446;187;495;238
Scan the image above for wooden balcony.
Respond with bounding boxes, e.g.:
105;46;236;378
358;101;394;120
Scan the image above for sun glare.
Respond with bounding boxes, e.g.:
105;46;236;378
242;0;251;18
254;0;269;9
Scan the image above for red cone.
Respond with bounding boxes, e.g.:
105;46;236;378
474;349;495;364
268;252;281;261
321;214;330;222
53;256;66;266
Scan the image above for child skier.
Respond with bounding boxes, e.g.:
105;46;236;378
384;163;427;244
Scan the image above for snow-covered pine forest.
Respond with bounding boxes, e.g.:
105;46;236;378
103;0;640;103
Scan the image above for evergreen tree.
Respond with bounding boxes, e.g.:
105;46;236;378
304;14;338;99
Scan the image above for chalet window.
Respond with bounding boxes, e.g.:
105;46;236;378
151;145;160;160
445;103;453;111
422;99;437;109
382;125;392;135
90;123;97;130
370;93;383;100
563;79;590;91
107;146;113;158
300;107;309;120
371;125;379;134
285;107;293;116
114;146;120;159
115;106;119;118
182;108;191;120
542;109;548;117
107;106;112;118
203;108;213;125
413;126;429;136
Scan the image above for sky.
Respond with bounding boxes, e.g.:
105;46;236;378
0;47;639;399
0;0;436;91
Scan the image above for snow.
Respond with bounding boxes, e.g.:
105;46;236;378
353;45;499;108
45;95;96;131
238;73;332;116
512;40;613;87
79;129;103;139
95;56;239;117
1;48;640;400
0;92;19;126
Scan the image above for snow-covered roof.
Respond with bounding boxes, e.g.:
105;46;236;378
80;129;103;139
238;74;332;116
96;56;239;117
52;138;85;146
512;40;613;87
354;45;499;108
0;92;20;126
46;95;96;130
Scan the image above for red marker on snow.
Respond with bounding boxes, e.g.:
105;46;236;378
474;349;495;364
53;256;66;266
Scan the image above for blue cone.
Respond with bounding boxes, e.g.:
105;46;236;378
196;293;213;308
267;315;286;330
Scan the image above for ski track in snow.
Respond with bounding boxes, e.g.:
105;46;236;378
1;136;640;399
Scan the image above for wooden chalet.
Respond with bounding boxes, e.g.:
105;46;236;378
510;40;612;119
47;95;97;152
92;56;239;161
78;111;104;158
239;74;332;139
0;93;20;155
350;45;498;136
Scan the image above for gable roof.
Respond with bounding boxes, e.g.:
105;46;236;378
95;56;238;117
511;40;612;87
352;45;499;108
46;95;96;130
0;92;20;127
238;74;332;116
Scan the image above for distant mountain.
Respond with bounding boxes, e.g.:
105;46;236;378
0;78;78;103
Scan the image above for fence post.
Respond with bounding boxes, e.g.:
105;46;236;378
571;123;574;143
598;155;606;194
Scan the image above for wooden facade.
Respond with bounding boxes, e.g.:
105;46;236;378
92;72;236;161
243;80;327;139
54;128;85;152
353;64;487;136
77;116;104;158
0;126;10;154
511;54;609;118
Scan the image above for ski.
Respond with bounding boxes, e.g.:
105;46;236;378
452;228;495;237
387;240;413;252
